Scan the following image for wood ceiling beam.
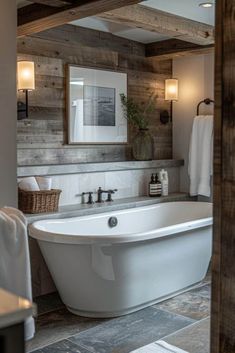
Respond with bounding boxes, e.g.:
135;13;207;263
146;39;214;58
17;0;141;38
29;0;73;8
98;4;215;46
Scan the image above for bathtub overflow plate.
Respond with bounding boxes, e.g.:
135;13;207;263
108;217;118;228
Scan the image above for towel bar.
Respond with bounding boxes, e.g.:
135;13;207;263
197;98;214;115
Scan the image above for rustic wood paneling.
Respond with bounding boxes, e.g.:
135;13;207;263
118;54;172;74
146;39;214;58
32;24;145;57
18;35;119;69
211;0;235;352
17;146;132;165
17;24;172;166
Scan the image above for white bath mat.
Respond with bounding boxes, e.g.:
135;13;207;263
130;340;188;353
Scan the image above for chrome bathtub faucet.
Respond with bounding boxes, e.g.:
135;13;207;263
96;187;118;203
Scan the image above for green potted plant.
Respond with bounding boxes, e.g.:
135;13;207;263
120;93;155;160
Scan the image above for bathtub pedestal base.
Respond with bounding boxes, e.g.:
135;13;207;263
66;280;203;318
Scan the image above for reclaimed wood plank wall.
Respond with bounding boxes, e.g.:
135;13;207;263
17;24;172;166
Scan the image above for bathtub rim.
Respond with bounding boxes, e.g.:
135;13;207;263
29;201;213;245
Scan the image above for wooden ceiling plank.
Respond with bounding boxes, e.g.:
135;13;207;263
98;4;214;46
29;0;73;8
146;38;214;58
17;0;141;37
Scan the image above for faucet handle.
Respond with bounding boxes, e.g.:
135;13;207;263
87;192;94;204
106;189;118;202
96;187;104;203
110;189;118;193
82;191;94;204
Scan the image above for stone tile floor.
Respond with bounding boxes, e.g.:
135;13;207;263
163;317;210;353
27;273;211;353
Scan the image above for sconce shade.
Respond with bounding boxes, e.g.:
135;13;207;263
17;61;35;91
165;79;178;101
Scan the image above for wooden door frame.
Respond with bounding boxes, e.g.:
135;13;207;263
211;0;235;352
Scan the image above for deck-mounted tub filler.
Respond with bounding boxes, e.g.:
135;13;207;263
29;201;212;318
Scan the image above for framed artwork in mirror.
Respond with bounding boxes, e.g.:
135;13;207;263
67;65;128;144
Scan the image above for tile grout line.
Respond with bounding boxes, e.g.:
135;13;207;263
152;300;210;320
151;306;198;324
66;339;96;353
27;318;111;353
160;316;211;341
28;338;92;353
153;306;196;325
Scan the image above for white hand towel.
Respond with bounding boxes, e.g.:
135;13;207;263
188;115;213;197
36;176;52;191
0;207;35;340
19;177;40;192
130;340;188;352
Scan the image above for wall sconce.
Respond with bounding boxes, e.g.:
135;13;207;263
17;61;35;120
160;78;179;124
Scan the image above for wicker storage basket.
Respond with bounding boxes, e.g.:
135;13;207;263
18;188;61;214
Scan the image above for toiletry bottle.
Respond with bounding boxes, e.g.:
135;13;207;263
162;170;169;196
159;169;164;181
155;173;162;197
159;169;164;187
159;169;168;196
149;174;158;197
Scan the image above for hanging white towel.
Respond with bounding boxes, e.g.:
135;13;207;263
188;115;213;197
0;207;35;340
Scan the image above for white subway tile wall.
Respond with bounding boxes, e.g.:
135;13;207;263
49;167;180;206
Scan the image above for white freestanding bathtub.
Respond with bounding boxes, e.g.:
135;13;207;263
29;201;212;318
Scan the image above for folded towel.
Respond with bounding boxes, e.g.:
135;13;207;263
188;115;213;197
0;207;35;340
36;176;52;191
18;177;40;192
130;340;188;353
19;176;53;191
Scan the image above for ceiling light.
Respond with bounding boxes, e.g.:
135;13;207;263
199;2;213;8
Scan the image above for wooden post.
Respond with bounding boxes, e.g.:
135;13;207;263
211;0;235;352
0;0;17;207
